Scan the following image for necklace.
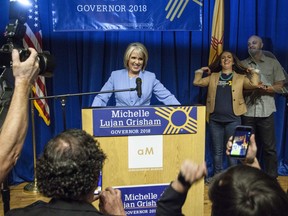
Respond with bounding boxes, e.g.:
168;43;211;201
220;71;233;81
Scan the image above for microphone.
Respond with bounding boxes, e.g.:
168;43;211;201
136;77;142;98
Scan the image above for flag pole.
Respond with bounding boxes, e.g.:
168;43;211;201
24;92;39;193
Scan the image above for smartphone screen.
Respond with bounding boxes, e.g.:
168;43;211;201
94;170;102;195
230;126;253;158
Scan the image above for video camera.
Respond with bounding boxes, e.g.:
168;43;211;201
0;0;55;77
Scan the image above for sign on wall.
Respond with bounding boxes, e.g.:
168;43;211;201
51;0;203;31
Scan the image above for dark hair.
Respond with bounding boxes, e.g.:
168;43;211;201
36;129;106;201
209;50;249;75
209;165;288;216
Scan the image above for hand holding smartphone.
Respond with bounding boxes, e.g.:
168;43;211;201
230;125;253;158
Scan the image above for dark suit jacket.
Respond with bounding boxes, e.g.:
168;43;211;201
156;184;187;216
5;198;104;216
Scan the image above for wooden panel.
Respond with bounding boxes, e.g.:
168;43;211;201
82;106;206;216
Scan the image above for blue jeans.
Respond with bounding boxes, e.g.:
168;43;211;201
209;119;241;174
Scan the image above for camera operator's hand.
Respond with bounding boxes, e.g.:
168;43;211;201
99;187;126;216
0;48;40;184
12;48;39;85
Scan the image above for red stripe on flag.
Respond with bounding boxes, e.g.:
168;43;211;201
36;76;45;89
35;32;43;48
23;0;50;125
23;35;35;49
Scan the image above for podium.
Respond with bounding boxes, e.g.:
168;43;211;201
82;105;206;215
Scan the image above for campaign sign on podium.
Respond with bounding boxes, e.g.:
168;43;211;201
82;105;206;216
92;106;198;137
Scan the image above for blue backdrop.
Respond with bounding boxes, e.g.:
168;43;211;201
0;0;287;184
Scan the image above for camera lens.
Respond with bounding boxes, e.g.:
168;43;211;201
38;51;55;77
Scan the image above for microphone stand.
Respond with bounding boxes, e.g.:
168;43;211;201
29;87;137;130
24;87;137;193
30;88;137;100
60;97;67;130
23;97;39;193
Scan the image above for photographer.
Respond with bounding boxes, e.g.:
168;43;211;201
156;134;288;216
0;48;39;184
6;129;126;216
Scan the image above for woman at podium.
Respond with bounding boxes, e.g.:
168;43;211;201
91;42;180;106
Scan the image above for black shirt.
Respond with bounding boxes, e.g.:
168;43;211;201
210;72;239;122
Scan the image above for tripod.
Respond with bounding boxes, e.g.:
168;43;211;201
1;178;10;214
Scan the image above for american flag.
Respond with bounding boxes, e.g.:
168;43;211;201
23;0;50;125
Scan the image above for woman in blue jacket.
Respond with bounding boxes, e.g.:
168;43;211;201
92;42;180;106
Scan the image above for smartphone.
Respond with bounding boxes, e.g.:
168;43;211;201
94;170;102;195
230;125;253;158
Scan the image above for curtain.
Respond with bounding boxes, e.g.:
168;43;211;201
0;0;287;184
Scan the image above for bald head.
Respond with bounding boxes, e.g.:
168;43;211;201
249;35;262;43
248;35;263;50
247;35;263;57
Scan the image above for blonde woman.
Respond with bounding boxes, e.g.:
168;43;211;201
92;42;180;106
